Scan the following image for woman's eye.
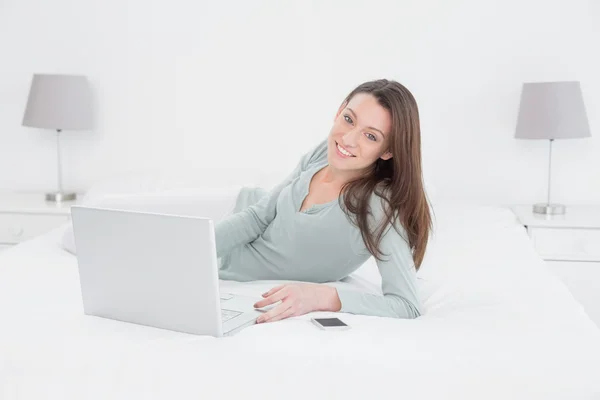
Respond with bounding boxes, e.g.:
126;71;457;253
343;115;375;141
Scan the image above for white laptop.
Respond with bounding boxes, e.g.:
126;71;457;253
71;205;262;337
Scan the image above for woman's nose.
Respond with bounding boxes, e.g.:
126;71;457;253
342;128;361;147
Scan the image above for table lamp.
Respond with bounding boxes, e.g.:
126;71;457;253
515;81;591;215
22;74;93;202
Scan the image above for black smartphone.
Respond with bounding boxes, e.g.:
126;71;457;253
311;317;351;331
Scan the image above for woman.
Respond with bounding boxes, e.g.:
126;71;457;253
215;79;432;324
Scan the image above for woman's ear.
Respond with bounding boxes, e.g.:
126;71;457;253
380;150;393;161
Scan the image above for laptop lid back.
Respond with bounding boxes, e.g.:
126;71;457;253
71;206;223;337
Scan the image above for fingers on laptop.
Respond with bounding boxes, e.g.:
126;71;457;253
262;305;295;323
254;287;287;309
257;302;294;324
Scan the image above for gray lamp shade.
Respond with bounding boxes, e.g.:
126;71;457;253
515;81;591;140
22;74;93;130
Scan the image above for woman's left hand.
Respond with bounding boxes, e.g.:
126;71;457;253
253;283;341;324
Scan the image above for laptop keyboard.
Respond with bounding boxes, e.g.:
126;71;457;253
221;309;242;322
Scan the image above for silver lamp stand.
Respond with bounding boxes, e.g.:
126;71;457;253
46;129;77;203
533;139;565;215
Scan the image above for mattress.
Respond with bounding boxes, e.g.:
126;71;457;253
1;204;599;399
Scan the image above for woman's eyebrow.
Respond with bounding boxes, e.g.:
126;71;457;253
347;108;386;138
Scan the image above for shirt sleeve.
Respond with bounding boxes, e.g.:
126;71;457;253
335;194;422;319
214;138;328;258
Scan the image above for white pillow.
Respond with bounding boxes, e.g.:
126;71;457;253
61;186;243;255
79;168;282;206
348;204;526;300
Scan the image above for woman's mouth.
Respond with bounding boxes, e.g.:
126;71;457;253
335;142;355;158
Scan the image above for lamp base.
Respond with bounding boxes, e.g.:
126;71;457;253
45;192;77;203
533;203;566;215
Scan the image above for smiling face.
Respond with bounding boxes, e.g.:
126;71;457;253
327;93;393;180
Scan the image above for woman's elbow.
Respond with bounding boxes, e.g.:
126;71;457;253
389;297;422;319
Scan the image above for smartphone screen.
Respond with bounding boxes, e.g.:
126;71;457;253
314;318;348;327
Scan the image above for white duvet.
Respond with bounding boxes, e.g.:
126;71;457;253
1;203;600;400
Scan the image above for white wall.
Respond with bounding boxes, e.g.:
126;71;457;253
0;0;598;206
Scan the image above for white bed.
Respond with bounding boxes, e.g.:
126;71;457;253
1;181;600;399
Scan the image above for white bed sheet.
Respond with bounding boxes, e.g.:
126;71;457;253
1;205;600;400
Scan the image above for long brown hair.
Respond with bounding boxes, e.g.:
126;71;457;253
339;79;432;270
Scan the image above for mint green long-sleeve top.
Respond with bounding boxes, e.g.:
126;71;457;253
214;139;421;319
